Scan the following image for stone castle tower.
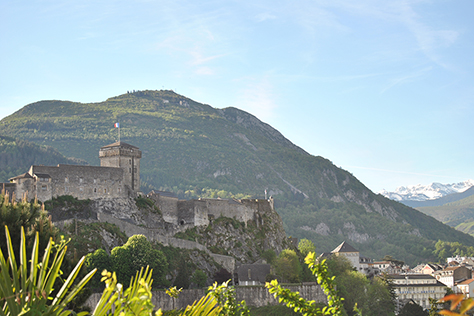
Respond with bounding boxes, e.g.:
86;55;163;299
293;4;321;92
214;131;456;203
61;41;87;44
99;141;142;191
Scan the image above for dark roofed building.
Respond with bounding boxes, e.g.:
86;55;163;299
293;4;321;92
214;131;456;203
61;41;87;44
331;241;360;271
237;264;271;286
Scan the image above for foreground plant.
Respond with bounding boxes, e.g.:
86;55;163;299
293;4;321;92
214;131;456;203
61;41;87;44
438;294;474;316
0;226;96;316
207;280;249;316
266;252;345;316
92;267;156;316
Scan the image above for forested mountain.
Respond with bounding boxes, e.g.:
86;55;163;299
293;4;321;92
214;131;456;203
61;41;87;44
0;135;85;182
1;90;472;265
417;193;474;236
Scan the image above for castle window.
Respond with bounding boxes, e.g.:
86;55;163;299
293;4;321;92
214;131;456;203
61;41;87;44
79;178;83;184
94;188;97;193
42;185;47;191
104;188;107;193
129;159;132;164
129;168;131;173
94;179;97;184
134;167;137;173
65;177;68;183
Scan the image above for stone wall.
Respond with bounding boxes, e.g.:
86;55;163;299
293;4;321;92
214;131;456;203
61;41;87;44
26;164;127;202
148;193;179;224
84;284;326;311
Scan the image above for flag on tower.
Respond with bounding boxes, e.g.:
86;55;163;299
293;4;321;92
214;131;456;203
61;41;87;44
114;122;120;128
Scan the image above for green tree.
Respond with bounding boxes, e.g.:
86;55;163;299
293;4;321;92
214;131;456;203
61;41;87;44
399;301;429;316
298;239;316;257
111;234;168;287
327;255;395;316
274;249;301;283
191;269;207;288
85;248;112;289
0;191;58;257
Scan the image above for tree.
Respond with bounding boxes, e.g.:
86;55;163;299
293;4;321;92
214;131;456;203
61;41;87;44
298;239;316;257
0;191;58;258
326;255;395;316
191;269;207;288
111;234;168;287
85;248;113;289
399;301;429;316
274;249;301;283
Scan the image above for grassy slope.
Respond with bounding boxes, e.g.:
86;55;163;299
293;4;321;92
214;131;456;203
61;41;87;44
1;90;473;265
417;194;474;235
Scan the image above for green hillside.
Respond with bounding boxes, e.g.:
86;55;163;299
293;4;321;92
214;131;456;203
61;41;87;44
1;90;473;265
417;194;474;235
0;135;85;182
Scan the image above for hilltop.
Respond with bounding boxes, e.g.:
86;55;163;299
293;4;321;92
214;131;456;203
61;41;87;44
1;90;473;266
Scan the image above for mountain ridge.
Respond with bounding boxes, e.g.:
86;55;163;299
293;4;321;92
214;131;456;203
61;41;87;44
1;89;473;265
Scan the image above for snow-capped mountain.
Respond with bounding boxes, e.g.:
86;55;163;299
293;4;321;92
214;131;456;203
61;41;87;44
380;180;474;202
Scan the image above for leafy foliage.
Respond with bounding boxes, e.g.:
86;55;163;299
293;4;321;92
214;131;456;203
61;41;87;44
207;280;249;316
267;253;345;316
0;226;96;316
326;255;395;316
274;249;302;283
0;191;58;258
110;235;168;287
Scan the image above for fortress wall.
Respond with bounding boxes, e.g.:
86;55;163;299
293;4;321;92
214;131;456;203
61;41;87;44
178;200;196;225
205;199;256;224
32;165;126;201
149;194;179;224
211;253;235;273
193;200;209;226
85;284;326;311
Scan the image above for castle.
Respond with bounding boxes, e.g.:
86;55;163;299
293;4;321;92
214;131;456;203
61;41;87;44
4;141;141;202
3;141;275;228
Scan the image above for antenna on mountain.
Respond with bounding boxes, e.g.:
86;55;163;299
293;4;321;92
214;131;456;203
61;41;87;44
114;121;120;142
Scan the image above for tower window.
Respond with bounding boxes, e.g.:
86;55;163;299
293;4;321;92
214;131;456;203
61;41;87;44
129;168;131;173
129;159;132;164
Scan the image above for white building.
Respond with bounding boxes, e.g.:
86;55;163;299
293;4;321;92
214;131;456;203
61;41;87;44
331;241;360;271
391;274;446;310
456;279;474;298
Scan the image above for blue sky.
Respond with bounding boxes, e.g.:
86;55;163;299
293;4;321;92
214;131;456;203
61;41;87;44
1;0;473;193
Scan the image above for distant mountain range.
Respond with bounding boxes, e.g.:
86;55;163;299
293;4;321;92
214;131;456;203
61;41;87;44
1;90;473;265
381;180;474;236
380;180;474;206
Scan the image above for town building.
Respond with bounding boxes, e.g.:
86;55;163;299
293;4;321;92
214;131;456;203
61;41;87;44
237;263;271;286
456;279;474;298
434;266;472;288
331;241;360;271
391;274;446;310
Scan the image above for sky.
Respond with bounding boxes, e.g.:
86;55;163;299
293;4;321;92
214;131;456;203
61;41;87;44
1;0;474;193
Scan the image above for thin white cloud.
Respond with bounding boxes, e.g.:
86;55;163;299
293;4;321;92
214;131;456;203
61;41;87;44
237;76;278;119
380;66;432;94
255;12;277;22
